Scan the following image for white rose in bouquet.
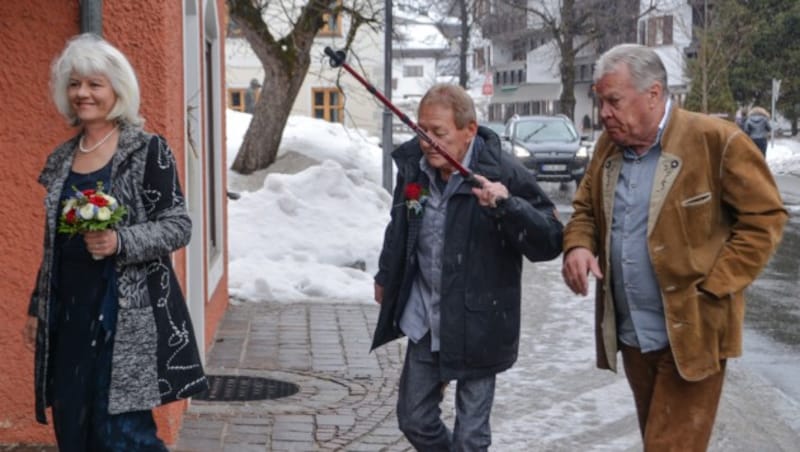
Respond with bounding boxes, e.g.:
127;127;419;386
96;206;112;221
78;203;97;220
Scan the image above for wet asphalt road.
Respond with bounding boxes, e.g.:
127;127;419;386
740;174;800;403
747;176;800;346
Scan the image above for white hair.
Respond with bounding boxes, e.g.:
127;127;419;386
594;43;669;96
50;33;143;126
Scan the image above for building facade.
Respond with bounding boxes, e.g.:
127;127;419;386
482;0;694;135
0;0;229;446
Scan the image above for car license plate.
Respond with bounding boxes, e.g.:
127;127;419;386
541;164;566;172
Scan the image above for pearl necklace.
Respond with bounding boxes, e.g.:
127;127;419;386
79;126;118;153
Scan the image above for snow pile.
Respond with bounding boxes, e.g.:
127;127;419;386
767;138;800;175
226;110;391;303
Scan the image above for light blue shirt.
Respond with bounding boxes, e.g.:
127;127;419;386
399;139;475;352
610;99;672;352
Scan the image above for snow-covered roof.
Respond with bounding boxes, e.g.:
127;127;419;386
394;23;448;51
394;3;458;26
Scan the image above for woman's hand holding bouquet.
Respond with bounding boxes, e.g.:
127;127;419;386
58;181;126;259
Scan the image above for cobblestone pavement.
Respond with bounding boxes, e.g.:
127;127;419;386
174;302;427;452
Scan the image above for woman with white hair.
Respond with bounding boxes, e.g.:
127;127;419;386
23;33;207;450
744;106;772;156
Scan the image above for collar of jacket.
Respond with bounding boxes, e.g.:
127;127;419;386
38;121;150;188
391;126;505;185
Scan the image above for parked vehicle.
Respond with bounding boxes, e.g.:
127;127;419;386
479;121;507;137
503;115;591;186
479;121;512;153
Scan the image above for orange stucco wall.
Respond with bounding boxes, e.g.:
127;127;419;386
0;0;228;446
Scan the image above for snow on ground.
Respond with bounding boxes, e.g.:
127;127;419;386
226;109;383;183
225;109;800;305
226;110;390;304
766;138;800;175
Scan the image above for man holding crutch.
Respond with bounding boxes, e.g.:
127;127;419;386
371;84;563;451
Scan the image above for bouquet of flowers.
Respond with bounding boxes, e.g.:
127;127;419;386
58;181;127;239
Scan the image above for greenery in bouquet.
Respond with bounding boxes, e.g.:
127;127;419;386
57;181;127;235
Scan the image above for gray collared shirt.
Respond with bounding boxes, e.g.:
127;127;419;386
399;139;475;352
610;100;672;352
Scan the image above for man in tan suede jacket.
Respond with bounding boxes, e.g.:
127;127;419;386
562;44;787;451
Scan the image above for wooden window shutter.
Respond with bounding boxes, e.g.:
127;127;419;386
664;15;673;45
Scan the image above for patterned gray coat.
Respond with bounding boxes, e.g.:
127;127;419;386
29;123;207;423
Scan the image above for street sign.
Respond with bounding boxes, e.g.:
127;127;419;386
772;79;781;144
773;79;782;102
482;72;493;96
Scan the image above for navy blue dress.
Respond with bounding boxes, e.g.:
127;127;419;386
50;162;167;451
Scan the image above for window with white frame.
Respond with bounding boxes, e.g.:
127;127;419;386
403;65;423;77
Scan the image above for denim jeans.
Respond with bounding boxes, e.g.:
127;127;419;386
397;335;495;452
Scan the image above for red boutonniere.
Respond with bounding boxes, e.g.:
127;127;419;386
404;182;429;216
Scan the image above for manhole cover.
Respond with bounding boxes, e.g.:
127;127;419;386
194;375;300;401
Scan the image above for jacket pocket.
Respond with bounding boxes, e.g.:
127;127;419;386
464;288;520;367
679;192;713;248
681;192;712;207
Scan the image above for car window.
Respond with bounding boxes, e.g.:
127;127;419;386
480;122;506;137
514;120;578;142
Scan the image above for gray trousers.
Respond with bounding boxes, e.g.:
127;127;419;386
397;335;496;452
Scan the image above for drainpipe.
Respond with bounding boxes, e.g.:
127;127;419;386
80;0;103;35
381;0;393;192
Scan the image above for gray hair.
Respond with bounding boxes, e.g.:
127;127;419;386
419;84;477;129
50;33;143;126
594;44;669;96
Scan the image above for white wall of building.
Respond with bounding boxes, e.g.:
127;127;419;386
526;40;561;84
393;58;440;100
639;0;693;93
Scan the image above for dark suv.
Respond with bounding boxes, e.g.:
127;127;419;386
503;115;590;186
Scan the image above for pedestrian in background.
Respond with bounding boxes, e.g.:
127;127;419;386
23;33;207;450
744;106;772;156
244;78;261;114
561;44;787;451
372;84;563;451
734;107;746;130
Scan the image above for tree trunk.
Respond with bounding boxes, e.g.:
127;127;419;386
230;38;312;174
231;74;296;174
558;0;576;121
227;0;335;175
558;47;577;121
458;0;469;88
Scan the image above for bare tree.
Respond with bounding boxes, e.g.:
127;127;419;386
395;0;485;90
682;0;753;114
501;0;655;120
438;0;482;88
227;0;380;174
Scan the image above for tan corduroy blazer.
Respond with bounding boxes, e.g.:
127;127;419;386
564;105;787;381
